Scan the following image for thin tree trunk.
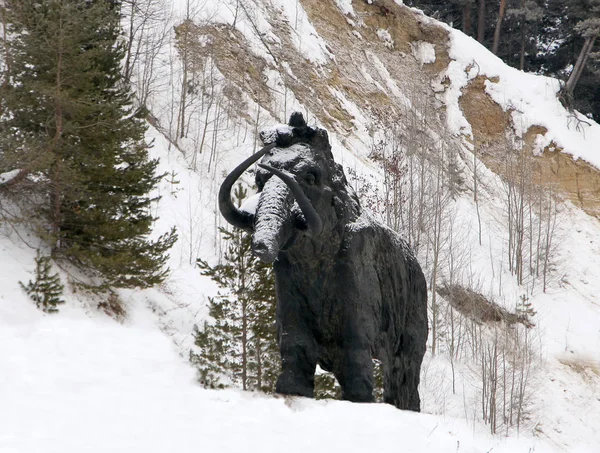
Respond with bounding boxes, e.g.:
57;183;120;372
473;141;482;245
1;4;10;100
50;6;66;242
566;34;598;95
256;337;262;391
477;0;486;44
519;15;526;70
463;2;472;36
241;298;247;390
492;0;507;55
232;0;239;28
123;0;137;84
240;239;248;390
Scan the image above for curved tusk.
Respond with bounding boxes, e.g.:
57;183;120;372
257;163;323;235
218;143;276;230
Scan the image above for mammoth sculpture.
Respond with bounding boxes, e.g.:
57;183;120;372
219;112;428;411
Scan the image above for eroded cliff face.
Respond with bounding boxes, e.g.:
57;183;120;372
459;74;600;217
199;0;600;218
192;0;453;146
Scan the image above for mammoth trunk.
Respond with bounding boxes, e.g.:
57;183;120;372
252;177;294;263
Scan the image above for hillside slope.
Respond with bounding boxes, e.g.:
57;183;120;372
3;0;600;451
0;186;570;453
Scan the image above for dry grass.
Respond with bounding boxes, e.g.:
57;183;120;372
98;292;127;323
558;356;600;381
438;284;534;328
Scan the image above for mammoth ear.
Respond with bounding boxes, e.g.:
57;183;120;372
331;162;349;186
288;112;307;128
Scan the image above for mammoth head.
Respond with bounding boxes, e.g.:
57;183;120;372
218;113;359;263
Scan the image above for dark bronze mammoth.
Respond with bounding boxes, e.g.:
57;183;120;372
219;113;428;411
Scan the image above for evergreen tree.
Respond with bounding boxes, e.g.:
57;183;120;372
314;362;383;401
490;1;543;71
191;185;280;392
20;251;65;313
0;0;176;290
314;371;341;400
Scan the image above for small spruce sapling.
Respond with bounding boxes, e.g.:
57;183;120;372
191;184;280;392
20;251;65;313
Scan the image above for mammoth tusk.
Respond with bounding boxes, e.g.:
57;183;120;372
257;163;323;236
219;143;276;231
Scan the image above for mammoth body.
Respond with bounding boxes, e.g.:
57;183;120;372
219;114;427;411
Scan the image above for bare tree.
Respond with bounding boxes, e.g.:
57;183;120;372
121;0;173;106
479;321;537;434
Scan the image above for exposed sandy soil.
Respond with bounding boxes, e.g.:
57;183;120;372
460;76;600;218
192;0;600;218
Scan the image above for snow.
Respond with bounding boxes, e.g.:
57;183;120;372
2;136;598;452
365;51;412;108
3;1;600;452
240;192;261;215
259;123;294;144
376;29;394;49
446;28;600;168
411;41;436;66
0;252;566;453
269;0;333;66
0;169;21;185
441;59;475;136
335;0;355;17
3;127;599;452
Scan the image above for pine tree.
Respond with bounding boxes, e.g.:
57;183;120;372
191;308;236;389
314;361;383;401
314;371;341;400
20;251;65;313
506;0;544;70
246;245;279;392
0;0;176;290
191;185;280;392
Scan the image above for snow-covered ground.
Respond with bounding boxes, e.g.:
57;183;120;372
0;234;572;453
3;0;600;452
2;127;599;452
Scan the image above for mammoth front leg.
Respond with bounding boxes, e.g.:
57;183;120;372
330;260;377;403
276;328;318;398
334;346;375;403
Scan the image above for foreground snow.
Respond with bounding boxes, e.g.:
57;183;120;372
0;235;565;453
0;297;562;453
3;1;600;451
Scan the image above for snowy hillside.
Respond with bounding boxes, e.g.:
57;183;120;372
0;225;574;453
3;0;600;452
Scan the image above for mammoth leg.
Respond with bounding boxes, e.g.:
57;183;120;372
384;354;420;411
383;256;428;412
276;329;318;398
384;315;427;411
334;346;375;403
329;261;376;403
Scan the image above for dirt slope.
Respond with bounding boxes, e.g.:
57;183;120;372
200;0;600;217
